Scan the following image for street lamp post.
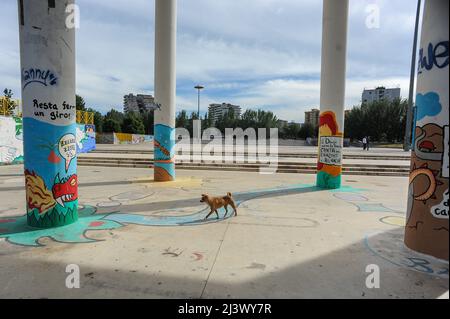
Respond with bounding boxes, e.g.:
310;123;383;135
403;0;422;151
194;85;204;119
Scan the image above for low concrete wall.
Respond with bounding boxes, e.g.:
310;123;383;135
97;132;154;145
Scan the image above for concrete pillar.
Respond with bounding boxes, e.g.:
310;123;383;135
405;0;449;261
153;0;177;182
316;0;349;189
18;0;78;228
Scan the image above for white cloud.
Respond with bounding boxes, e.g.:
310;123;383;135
0;0;418;120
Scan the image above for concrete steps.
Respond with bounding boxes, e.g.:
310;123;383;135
77;156;410;177
90;149;410;161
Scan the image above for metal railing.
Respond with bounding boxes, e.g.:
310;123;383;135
76;110;94;124
0;96;21;117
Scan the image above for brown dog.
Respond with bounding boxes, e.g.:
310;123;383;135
200;192;238;219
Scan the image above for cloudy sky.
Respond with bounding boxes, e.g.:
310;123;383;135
1;0;419;122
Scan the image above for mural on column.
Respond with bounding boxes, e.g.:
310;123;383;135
23;114;78;228
316;111;343;189
19;1;78;228
404;0;449;261
154;124;175;181
0;116;24;164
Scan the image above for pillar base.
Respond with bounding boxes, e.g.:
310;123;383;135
316;171;341;189
27;206;78;229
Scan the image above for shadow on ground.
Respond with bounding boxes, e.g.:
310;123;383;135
0;228;447;299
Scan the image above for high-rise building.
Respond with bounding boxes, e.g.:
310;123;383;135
362;87;401;104
123;94;158;113
304;108;320;127
208;103;241;124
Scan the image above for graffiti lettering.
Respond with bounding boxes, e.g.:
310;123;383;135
50;110;72;121
58;134;77;172
319;136;342;166
32;99;74;121
404;257;434;274
33;99;58;110
22;68;58;89
418;41;449;74
431;188;449;219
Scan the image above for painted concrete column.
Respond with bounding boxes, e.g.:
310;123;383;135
153;0;177;182
405;0;449;261
19;0;78;228
316;0;349;189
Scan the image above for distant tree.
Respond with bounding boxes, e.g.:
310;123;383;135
103;118;122;133
176;110;189;128
104;108;125;125
283;122;301;139
122;111;145;134
202;112;213;129
141;111;154;135
299;122;317;139
76;95;86;111
239;109;258;129
216;108;238;134
345;98;407;142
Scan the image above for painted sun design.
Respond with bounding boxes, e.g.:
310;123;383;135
0;206;123;247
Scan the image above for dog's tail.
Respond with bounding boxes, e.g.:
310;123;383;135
227;192;232;198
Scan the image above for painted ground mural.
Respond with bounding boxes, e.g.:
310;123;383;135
0;116;24;165
0;183;362;246
154;124;175;181
316;111;343;189
404;0;449;261
0;182;447;278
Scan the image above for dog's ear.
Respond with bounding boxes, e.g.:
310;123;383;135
201;194;207;197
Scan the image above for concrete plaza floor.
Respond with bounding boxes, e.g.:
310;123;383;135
0;164;448;298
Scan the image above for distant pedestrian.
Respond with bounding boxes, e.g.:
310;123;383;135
362;136;367;150
366;136;370;151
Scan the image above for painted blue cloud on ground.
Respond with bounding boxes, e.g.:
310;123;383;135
416;92;442;121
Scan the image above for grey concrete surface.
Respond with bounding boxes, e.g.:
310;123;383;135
0;165;447;299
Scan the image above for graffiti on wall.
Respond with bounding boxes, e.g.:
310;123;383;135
1;119;94;166
0;116;24;164
22;68;58;89
154;124;175;181
114;132;153;145
76;124;96;153
317;111;343;189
